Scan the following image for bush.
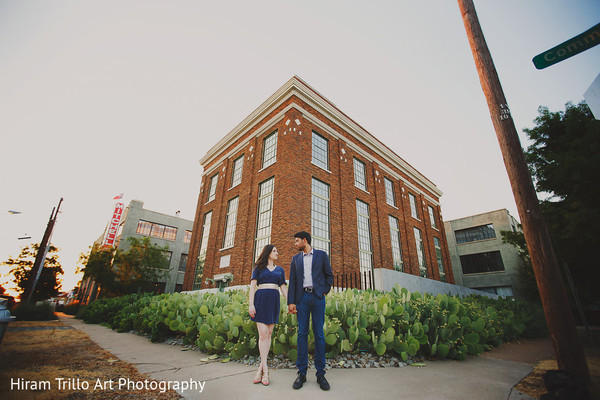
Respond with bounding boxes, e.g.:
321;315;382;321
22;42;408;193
63;302;82;316
12;302;58;321
75;286;548;362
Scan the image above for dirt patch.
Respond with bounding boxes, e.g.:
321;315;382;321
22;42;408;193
0;320;183;400
511;330;600;399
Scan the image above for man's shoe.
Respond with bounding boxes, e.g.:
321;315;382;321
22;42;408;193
292;374;306;390
317;375;330;391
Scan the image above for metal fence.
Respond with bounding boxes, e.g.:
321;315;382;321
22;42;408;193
332;270;375;292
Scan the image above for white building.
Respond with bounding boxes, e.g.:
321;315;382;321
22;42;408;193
444;209;523;298
79;200;193;304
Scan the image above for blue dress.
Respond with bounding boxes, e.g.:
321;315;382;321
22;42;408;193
250;266;286;325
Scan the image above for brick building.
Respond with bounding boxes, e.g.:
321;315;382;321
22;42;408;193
183;77;453;291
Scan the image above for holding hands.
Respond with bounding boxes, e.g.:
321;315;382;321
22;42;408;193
288;304;297;314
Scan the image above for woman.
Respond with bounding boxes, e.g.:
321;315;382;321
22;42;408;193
248;244;288;386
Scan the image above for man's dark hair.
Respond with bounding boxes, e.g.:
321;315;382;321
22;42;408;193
294;231;311;246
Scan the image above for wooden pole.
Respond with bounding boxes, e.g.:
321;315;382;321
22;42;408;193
457;0;589;381
24;198;63;303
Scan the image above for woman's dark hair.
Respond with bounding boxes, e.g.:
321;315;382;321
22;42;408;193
254;244;276;272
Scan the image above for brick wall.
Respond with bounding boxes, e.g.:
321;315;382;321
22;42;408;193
183;83;453;290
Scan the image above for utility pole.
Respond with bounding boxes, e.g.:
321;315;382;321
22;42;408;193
457;0;589;381
23;198;63;303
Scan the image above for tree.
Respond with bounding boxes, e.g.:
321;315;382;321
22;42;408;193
500;228;539;302
2;244;64;302
82;245;119;297
82;237;169;297
114;237;169;294
524;101;600;303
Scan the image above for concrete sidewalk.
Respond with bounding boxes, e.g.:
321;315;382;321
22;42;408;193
60;314;538;400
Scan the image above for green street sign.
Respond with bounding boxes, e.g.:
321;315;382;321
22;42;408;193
533;23;600;69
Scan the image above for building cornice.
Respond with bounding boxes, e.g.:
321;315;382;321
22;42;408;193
199;76;442;198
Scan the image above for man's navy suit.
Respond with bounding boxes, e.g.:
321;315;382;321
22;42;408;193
288;249;333;377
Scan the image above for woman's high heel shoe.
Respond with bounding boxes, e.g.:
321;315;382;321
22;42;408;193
261;369;269;386
253;367;263;384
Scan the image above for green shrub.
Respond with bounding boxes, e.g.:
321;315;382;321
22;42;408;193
12;302;57;321
76;285;547;362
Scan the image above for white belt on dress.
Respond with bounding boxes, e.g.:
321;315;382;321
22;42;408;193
257;283;279;290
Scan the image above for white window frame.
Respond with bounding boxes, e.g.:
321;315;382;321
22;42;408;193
312;131;329;170
389;215;403;272
353;158;367;191
261;131;278;169
409;193;419;219
254;177;275;261
231;156;244;188
207;174;218;203
222;196;239;249
356;199;373;286
414;227;427;277
384;178;396;207
311;178;331;254
434;237;445;282
428;205;438;229
193;211;212;289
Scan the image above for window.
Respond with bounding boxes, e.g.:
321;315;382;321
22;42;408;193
254;178;275;261
460;251;505;274
312;131;329;170
184;230;192;244
135;220;152;236
389;215;403;272
193;211;212;290
262;131;277;168
356;200;373;285
414;227;427;277
207;174;218;203
223;197;239;249
231;156;244;187
312;178;330;254
136;220;178;241
434;237;445;282
455;224;496;244
428;205;438;229
384;178;396;206
409;193;419;219
150;223;165;238
163;226;177;241
179;254;188;272
353;158;367;191
158;251;172;269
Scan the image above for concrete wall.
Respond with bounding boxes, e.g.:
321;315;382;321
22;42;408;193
183;268;497;299
373;268;498;299
117;200;193;293
444;209;523;298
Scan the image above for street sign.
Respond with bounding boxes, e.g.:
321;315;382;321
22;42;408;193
533;23;600;69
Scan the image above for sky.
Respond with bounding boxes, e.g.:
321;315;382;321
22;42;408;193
1;0;599;296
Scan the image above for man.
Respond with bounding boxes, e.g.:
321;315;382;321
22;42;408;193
288;231;333;391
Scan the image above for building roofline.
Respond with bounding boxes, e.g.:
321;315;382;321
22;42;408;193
199;76;442;197
127;200;194;224
443;208;517;223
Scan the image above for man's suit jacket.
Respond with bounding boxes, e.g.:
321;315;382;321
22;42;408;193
288;249;333;305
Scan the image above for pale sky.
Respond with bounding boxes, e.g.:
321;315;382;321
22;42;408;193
1;0;599;295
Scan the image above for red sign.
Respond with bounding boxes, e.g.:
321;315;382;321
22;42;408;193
103;202;125;247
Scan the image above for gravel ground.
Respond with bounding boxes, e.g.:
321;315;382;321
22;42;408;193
157;334;418;370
